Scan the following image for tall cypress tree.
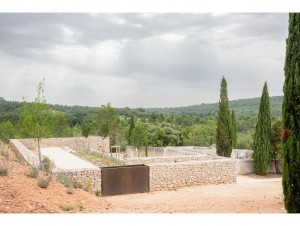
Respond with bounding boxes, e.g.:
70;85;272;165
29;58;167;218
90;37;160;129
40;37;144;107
282;13;300;213
128;114;135;145
253;82;271;175
216;76;232;157
231;110;237;148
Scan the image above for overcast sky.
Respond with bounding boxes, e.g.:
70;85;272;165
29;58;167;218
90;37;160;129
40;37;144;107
0;13;289;108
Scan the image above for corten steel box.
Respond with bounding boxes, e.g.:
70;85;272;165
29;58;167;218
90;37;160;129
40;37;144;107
101;164;150;196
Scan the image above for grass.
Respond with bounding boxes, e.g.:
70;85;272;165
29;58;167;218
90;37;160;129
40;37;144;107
38;177;50;188
0;149;9;157
78;205;84;212
57;174;82;189
0;166;8;176
59;204;74;212
77;150;124;166
83;178;92;192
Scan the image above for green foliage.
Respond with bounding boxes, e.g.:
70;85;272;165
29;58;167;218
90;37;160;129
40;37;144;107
98;103;119;145
82;123;91;138
253;82;271;175
231;110;237;148
59;204;74;211
38;177;50;188
0;149;9;157
27;166;39;178
130;122;148;154
128;115;135;145
216;77;232;157
282;13;300;213
18;78;51;163
58;174;74;187
95;190;101;197
0;166;8;176
40;157;53;173
183;117;216;146
83;178;92;192
236;132;254;150
270;120;283;173
0;120;15;143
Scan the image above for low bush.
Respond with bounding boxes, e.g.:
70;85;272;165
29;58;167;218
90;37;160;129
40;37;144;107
95;190;101;197
27;166;39;178
67;185;74;194
40;157;53;173
0;166;8;176
38;177;50;188
58;175;73;187
59;204;74;211
0;149;9;157
83;178;92;192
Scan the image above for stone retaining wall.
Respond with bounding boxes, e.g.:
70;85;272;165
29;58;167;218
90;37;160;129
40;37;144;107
9;139;39;167
53;169;102;192
237;159;283;174
18;136;109;153
125;154;214;165
148;158;237;191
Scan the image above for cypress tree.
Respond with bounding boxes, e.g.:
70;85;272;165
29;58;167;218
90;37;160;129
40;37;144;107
231;110;237;148
216;76;232;157
128;114;135;145
253;82;271;175
282;13;300;213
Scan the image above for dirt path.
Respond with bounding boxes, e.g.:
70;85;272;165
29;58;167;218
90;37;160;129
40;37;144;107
101;174;285;213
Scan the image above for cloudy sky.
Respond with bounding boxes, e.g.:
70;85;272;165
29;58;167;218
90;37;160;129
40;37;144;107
0;13;289;108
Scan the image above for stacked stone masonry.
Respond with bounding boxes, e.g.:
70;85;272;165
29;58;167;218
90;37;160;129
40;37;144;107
148;158;237;191
125;154;214;165
53;169;102;192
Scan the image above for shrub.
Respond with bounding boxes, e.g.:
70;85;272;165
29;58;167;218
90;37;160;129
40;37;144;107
27;166;39;178
83;178;92;192
78;205;84;212
40;157;53;173
59;204;74;211
38;177;50;188
95;190;101;197
58;175;73;187
0;149;9;157
67;185;74;194
0;166;8;176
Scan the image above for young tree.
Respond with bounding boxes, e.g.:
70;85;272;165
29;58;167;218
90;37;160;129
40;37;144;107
0;120;15;143
82;123;91;138
216;77;232;157
282;13;300;213
231;110;237;148
128;114;135;145
19;78;51;163
253;82;271;175
130;122;148;157
97;103;119;145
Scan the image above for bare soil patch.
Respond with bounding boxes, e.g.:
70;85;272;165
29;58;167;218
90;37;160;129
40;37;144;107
0;143;285;213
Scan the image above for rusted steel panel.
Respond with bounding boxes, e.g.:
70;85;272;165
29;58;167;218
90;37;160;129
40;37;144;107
101;164;149;196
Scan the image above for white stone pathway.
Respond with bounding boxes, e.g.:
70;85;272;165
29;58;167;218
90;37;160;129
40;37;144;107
41;147;99;170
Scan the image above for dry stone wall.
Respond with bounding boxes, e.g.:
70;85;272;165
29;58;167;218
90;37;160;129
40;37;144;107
18;136;109;153
148;158;237;191
125;154;214;165
53;169;102;192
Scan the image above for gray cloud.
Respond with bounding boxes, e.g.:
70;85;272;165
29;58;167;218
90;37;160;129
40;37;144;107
0;13;289;107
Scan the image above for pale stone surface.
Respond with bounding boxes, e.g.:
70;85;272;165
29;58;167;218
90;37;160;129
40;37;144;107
41;147;99;170
148;158;237;191
18;136;110;154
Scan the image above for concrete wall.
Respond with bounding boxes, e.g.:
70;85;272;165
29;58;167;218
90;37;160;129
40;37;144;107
231;149;253;159
9;139;39;167
18;136;109;153
237;159;283;174
148;158;237;191
125;154;214;165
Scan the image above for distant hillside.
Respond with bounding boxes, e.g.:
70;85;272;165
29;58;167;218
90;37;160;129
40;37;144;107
145;96;283;119
0;96;283;125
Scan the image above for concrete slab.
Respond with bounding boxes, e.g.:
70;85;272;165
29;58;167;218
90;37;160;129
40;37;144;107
41;147;99;170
